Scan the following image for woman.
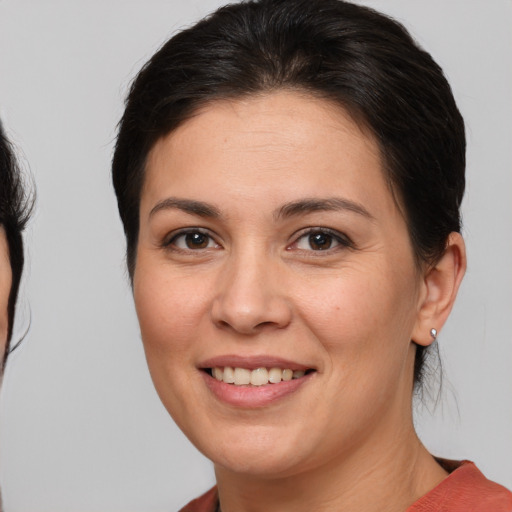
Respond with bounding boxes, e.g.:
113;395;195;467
0;121;31;374
0;121;32;511
112;0;512;510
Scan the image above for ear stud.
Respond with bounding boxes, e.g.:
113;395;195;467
430;328;437;341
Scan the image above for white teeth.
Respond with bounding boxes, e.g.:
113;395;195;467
250;368;269;386
233;367;251;385
223;366;235;384
268;367;282;383
211;366;310;386
282;369;293;381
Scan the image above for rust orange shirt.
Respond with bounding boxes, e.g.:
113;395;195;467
179;461;512;512
407;460;512;512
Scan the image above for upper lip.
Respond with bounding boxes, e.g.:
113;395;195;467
199;355;314;371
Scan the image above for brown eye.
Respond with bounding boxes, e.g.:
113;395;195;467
308;232;333;250
292;228;352;252
185;232;209;249
169;230;218;250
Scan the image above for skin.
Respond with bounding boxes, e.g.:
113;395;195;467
134;91;466;512
0;227;12;367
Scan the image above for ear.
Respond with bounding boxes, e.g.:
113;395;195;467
412;232;467;346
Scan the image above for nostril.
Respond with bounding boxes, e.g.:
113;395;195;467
255;320;278;329
217;320;231;330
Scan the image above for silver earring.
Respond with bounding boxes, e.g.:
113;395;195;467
430;328;437;341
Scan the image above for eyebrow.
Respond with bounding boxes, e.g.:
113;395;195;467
275;197;374;221
149;197;221;219
149;196;373;222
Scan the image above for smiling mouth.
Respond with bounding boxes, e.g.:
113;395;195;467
205;367;316;386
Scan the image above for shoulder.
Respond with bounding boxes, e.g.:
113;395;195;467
179;487;218;512
408;460;512;512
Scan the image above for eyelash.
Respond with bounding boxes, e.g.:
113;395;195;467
163;228;220;252
162;227;354;254
288;227;354;253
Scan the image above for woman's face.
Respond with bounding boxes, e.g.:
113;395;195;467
0;227;12;363
134;91;427;477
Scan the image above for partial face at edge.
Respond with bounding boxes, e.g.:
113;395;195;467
133;91;426;477
0;227;12;366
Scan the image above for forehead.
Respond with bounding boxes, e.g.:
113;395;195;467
142;91;389;209
151;91;378;157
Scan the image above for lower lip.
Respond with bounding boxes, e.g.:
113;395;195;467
202;371;314;408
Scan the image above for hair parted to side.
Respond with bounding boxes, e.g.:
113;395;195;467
0;120;33;369
112;0;465;386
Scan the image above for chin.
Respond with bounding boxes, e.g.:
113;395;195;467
213;448;307;478
189;421;319;478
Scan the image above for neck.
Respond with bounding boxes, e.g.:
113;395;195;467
215;419;446;512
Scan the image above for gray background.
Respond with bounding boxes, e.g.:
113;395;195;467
0;0;510;510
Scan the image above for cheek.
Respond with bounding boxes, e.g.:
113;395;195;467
133;261;210;364
296;262;419;380
132;263;205;421
0;280;11;363
293;270;419;442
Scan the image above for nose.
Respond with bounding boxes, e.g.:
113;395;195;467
210;251;292;335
